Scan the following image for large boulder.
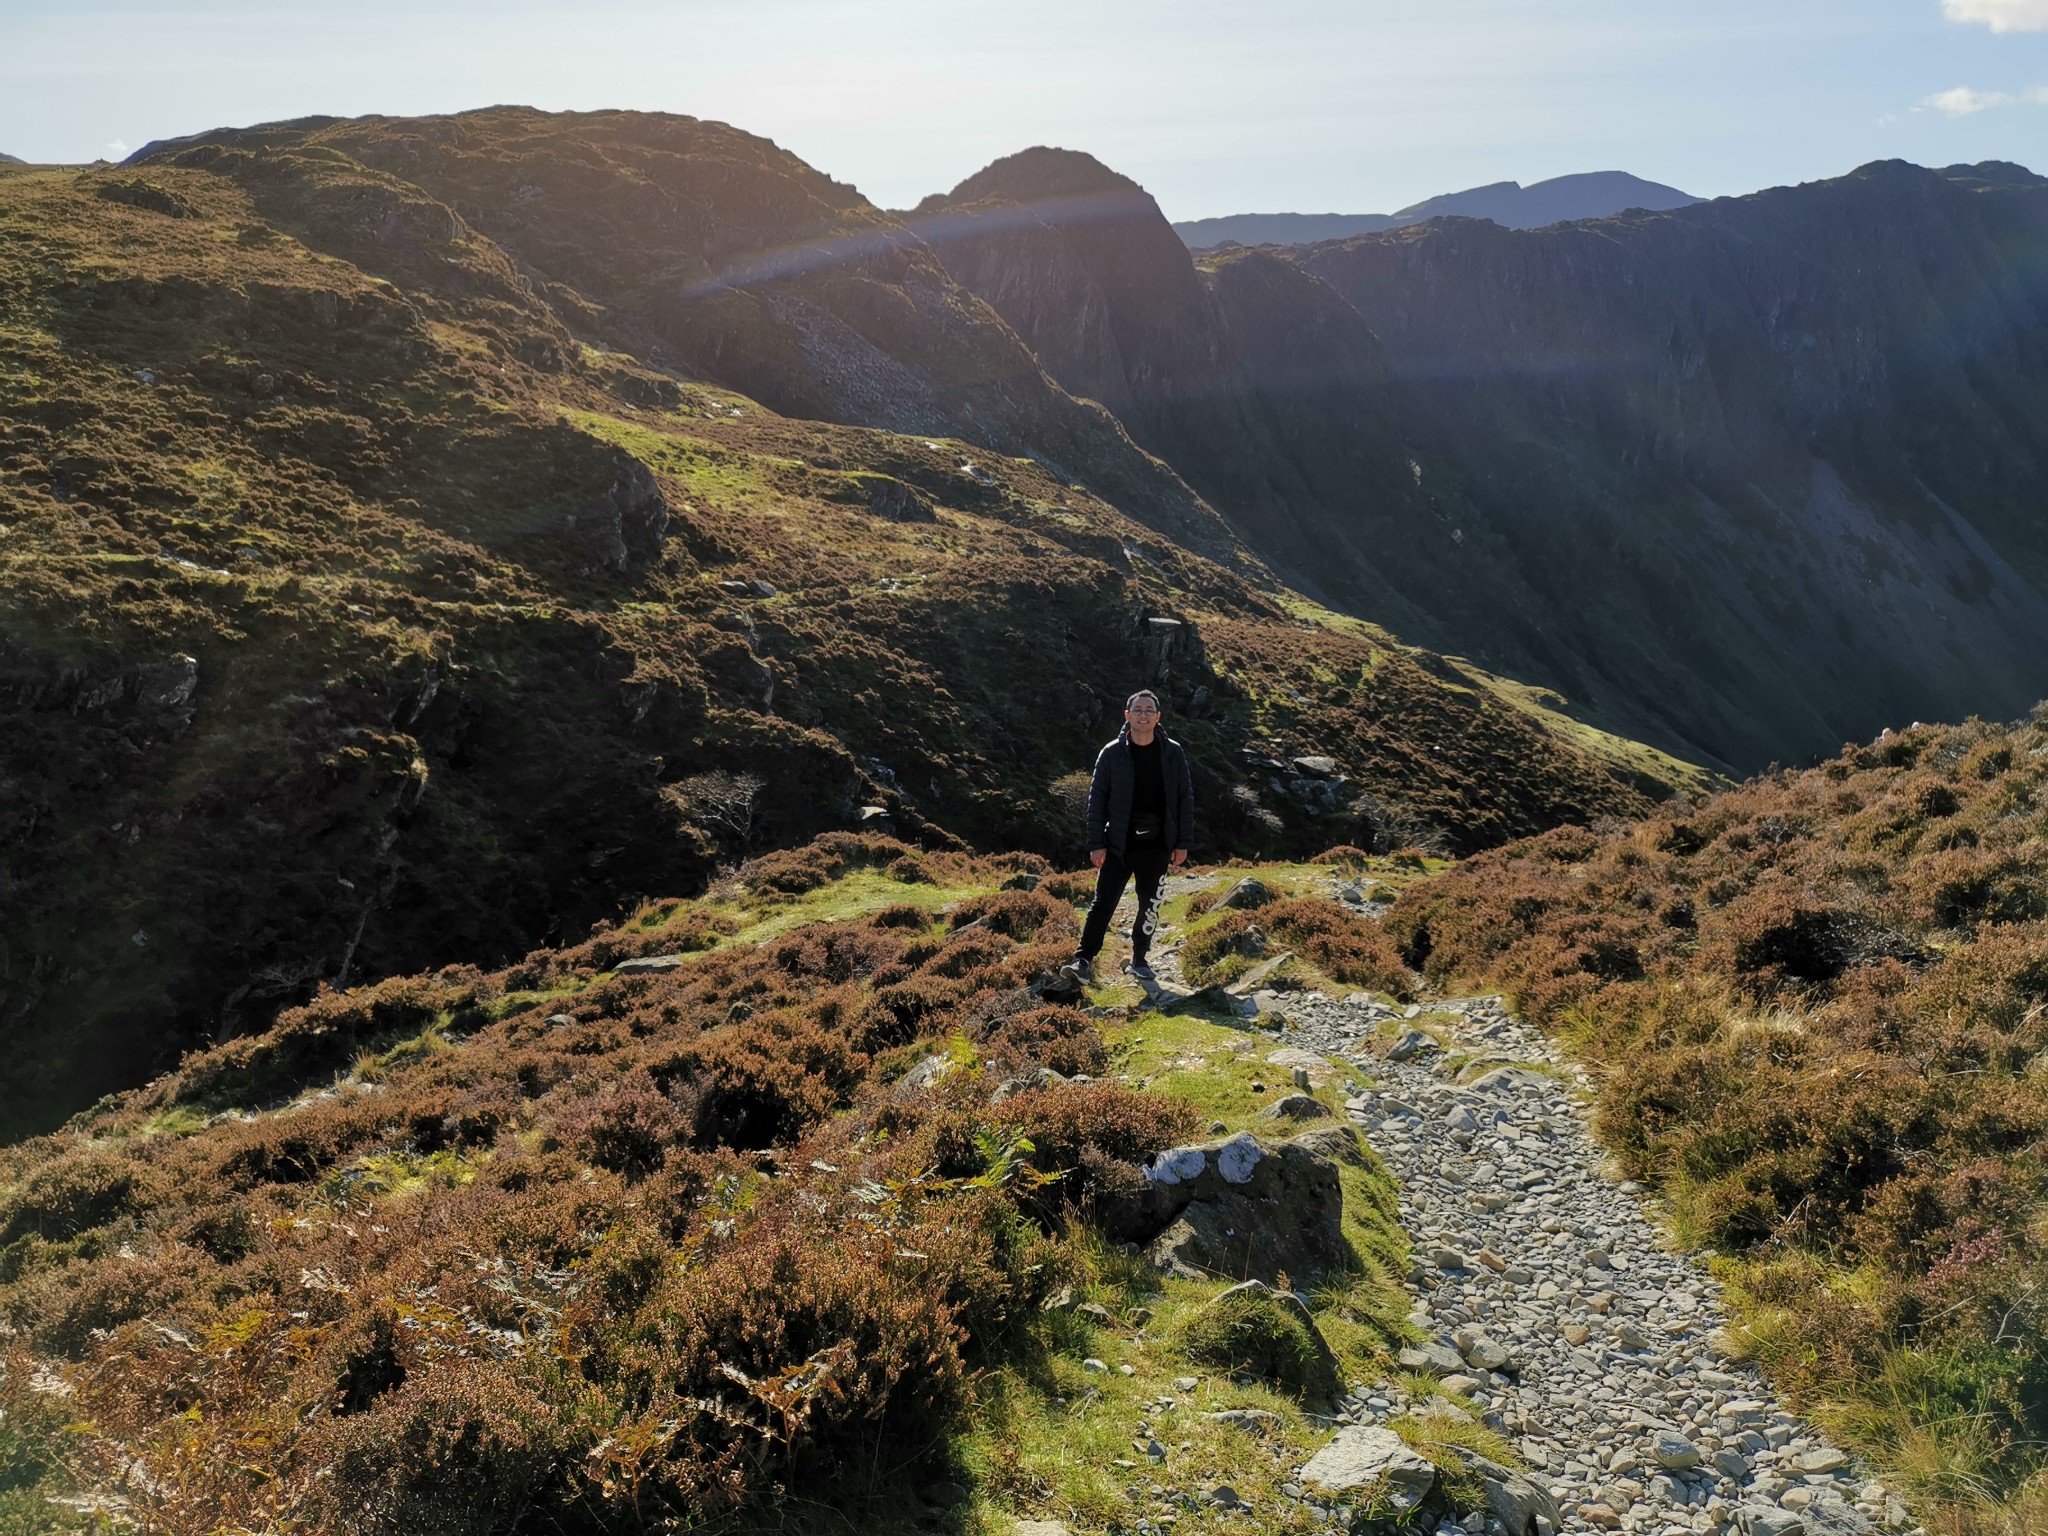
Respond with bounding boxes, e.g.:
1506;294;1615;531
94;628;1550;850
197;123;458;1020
1218;876;1274;910
1439;1444;1561;1536
1298;1425;1436;1512
1109;1129;1356;1284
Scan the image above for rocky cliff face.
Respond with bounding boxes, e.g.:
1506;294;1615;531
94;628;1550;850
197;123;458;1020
923;152;2048;771
1293;159;2048;767
916;149;1423;634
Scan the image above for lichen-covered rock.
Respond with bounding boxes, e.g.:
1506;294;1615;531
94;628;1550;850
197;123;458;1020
1109;1130;1352;1284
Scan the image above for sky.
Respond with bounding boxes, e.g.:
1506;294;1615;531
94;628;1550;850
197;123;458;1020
1;0;2045;220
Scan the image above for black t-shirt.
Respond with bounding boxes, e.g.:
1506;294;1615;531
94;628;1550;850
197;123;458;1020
1128;736;1165;827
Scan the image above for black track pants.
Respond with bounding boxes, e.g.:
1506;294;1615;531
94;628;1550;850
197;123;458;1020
1078;844;1171;963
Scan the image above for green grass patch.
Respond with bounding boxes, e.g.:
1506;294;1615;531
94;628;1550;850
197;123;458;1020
703;869;991;952
1106;1012;1353;1134
138;1105;211;1138
956;1232;1367;1536
953;1013;1416;1532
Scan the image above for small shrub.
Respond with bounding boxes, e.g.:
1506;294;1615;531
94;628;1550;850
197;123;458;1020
0;1152;161;1245
1185;898;1411;996
1039;869;1096;904
542;1071;690;1180
1001;1082;1197;1210
868;904;931;931
856;976;970;1051
306;1363;569;1536
947;889;1068;943
176;973;464;1109
738;832;916;896
981;1006;1106;1078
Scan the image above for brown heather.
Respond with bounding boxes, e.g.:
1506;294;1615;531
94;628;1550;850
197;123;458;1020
1383;716;2048;1530
0;846;1204;1532
1181;896;1413;998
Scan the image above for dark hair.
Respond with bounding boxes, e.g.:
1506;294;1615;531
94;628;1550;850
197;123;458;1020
1125;690;1161;711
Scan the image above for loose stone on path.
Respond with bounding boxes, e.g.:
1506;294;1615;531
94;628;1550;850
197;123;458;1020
1135;873;1917;1536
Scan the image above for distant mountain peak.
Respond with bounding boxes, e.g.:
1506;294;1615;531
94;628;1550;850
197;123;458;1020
0;152;24;165
1174;170;1698;250
927;145;1145;212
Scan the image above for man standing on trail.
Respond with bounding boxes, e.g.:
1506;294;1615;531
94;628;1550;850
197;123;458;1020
1062;690;1195;985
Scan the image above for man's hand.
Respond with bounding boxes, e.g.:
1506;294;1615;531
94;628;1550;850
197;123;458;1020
1090;849;1107;869
1170;848;1188;867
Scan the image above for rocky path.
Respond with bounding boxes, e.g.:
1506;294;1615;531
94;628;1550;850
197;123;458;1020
1128;880;1918;1536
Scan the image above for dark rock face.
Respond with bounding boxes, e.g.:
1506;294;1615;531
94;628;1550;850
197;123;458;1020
923;151;2048;773
1290;160;2048;768
566;452;670;575
0;642;199;730
917;151;1397;586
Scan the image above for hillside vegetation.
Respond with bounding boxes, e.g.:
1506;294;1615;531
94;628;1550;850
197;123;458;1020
0;135;1686;1136
0;844;1456;1536
1385;715;2048;1532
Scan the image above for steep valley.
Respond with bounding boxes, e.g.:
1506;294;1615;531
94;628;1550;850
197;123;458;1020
917;152;2048;773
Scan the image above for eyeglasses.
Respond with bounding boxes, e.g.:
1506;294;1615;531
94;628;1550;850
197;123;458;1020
1127;706;1160;716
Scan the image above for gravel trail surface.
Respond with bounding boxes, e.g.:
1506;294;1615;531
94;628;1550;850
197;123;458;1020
1120;875;1920;1536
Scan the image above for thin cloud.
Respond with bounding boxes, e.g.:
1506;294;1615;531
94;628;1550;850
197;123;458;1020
1942;0;2048;31
1919;85;2012;113
103;138;128;158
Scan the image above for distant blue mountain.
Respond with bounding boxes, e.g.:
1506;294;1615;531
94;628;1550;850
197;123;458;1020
1174;171;1700;249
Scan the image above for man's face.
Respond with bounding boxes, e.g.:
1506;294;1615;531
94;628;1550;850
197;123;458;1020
1125;699;1161;733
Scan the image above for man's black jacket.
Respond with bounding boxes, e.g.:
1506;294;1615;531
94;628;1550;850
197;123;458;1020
1086;726;1195;858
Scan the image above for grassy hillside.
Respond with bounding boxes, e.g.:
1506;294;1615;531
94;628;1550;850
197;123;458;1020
0;149;1678;1137
1385;714;2048;1533
0;845;1484;1535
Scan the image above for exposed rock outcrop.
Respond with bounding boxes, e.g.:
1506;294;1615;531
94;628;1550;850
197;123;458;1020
1107;1127;1357;1283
